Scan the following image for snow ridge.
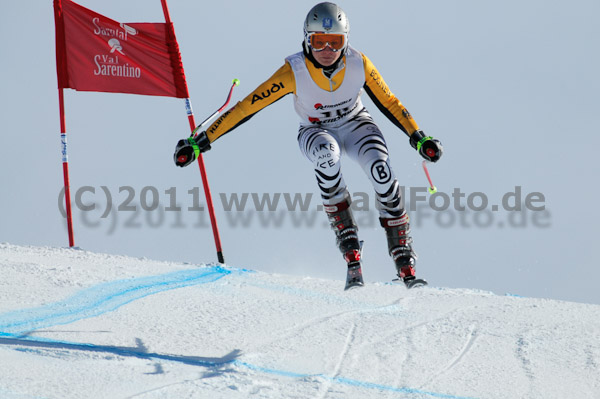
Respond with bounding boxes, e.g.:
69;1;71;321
0;244;599;399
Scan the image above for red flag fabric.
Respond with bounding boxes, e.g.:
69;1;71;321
54;0;189;98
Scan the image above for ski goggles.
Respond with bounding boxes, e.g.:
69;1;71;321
308;33;346;52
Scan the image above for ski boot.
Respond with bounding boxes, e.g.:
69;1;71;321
325;197;364;290
380;213;427;289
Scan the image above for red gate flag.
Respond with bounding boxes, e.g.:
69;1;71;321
54;0;189;98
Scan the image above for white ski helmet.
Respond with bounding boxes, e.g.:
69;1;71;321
303;2;350;53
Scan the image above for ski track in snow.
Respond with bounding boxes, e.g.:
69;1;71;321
248;295;409;354
396;328;415;389
515;334;535;382
0;261;479;399
446;324;478;372
585;345;598;369
315;322;356;399
419;324;478;388
515;332;538;398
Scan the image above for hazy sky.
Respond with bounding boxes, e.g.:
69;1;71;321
1;0;599;304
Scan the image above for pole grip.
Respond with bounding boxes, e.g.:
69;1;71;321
195;79;240;131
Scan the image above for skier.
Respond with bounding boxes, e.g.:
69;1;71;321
174;2;443;289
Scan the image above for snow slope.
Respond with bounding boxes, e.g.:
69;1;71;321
0;243;599;399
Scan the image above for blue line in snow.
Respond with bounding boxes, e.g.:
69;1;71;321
235;360;477;399
330;376;477;399
0;266;241;336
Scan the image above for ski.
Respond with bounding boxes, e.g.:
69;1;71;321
405;278;428;289
344;241;364;290
344;264;364;290
392;277;428;289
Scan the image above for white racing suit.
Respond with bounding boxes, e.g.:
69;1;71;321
288;47;403;217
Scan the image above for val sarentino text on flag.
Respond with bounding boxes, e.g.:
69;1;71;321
54;0;189;98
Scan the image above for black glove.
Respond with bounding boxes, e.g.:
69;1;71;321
173;130;211;167
409;130;443;163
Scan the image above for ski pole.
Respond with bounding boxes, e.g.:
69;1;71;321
188;78;240;264
422;160;437;194
192;78;240;137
